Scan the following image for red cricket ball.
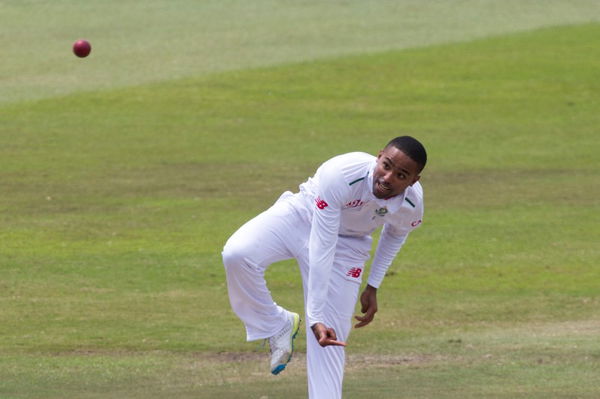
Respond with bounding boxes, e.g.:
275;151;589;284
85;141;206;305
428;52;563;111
73;39;92;58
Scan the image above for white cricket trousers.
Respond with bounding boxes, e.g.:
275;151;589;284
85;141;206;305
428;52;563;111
222;192;371;399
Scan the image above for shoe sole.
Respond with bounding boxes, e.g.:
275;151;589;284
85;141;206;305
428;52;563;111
271;313;300;375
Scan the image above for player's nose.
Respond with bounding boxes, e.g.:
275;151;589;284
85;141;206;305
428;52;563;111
382;171;393;183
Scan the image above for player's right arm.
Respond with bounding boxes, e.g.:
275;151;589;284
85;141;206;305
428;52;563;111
305;161;349;346
311;323;347;347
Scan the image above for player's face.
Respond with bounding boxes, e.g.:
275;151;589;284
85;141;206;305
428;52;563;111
372;146;421;199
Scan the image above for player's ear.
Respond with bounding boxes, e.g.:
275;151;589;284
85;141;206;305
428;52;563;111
410;175;421;185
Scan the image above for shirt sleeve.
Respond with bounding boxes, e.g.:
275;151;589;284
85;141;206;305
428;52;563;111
367;208;423;289
367;225;408;289
306;165;347;327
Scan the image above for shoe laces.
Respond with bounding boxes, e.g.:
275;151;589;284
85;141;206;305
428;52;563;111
268;318;291;351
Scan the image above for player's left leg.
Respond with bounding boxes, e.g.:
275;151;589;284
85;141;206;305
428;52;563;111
299;235;372;399
304;276;360;399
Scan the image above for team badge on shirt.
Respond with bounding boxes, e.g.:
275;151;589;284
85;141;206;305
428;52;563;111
374;207;388;217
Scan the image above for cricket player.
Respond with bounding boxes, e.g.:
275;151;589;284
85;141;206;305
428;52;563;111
222;136;426;398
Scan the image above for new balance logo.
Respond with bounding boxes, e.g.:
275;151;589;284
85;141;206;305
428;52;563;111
346;267;362;278
315;196;329;210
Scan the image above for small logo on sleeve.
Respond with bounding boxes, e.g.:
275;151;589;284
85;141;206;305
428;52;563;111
411;219;422;227
315;196;329;210
346;267;362;278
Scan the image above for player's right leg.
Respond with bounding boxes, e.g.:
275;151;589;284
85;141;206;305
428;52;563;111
222;192;307;342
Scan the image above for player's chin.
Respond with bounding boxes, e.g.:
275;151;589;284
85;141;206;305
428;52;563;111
372;191;386;199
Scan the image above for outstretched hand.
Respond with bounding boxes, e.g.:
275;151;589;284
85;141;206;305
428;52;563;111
311;323;347;347
354;284;378;328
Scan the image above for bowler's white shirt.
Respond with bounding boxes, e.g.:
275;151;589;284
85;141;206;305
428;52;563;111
297;152;424;326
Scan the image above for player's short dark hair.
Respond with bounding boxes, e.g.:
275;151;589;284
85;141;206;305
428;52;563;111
386;136;427;172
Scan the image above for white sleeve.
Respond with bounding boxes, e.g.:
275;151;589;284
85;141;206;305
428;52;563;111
367;225;408;289
306;166;347;327
368;204;423;288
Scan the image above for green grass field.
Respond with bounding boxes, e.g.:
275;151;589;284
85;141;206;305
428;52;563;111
1;1;599;398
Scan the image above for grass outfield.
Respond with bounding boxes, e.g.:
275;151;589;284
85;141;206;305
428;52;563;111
1;13;600;399
2;0;600;104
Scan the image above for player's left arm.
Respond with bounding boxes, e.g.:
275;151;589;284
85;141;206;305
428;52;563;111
354;283;378;328
354;226;408;328
356;209;423;328
366;225;410;290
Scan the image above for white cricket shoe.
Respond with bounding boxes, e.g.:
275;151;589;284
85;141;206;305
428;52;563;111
269;311;300;375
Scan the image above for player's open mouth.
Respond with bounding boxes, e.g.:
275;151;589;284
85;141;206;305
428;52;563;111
376;181;391;194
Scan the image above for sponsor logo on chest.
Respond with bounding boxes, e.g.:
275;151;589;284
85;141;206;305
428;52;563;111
344;199;364;208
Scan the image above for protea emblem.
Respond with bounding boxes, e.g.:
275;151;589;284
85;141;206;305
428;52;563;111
375;207;388;217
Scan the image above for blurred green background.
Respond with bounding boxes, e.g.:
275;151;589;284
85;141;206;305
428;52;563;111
1;1;599;398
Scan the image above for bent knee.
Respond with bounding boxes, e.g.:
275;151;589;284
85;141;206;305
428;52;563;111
222;241;250;270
